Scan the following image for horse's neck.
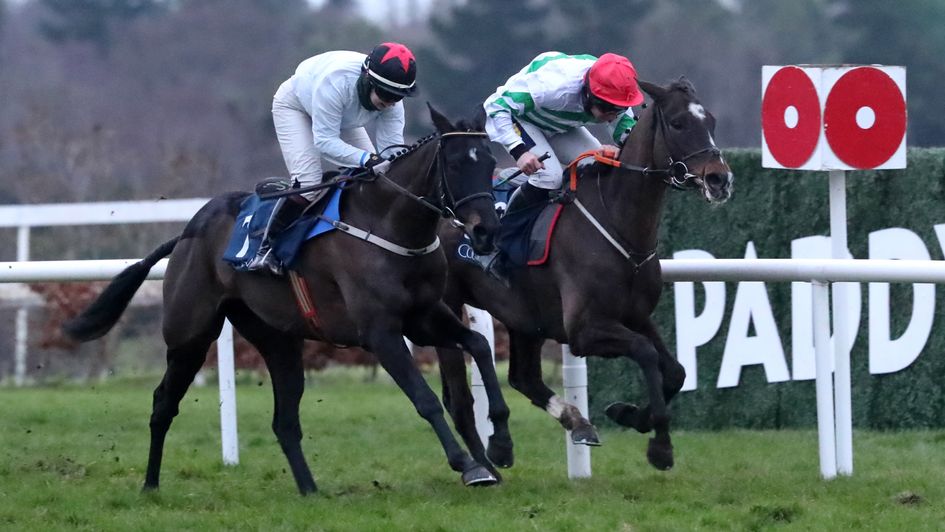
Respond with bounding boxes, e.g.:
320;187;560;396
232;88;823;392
587;111;668;250
344;141;441;244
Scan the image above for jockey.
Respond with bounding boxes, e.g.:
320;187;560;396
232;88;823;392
247;42;418;272
483;52;643;208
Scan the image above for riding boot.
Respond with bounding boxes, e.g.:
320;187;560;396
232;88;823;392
505;182;550;216
244;195;310;275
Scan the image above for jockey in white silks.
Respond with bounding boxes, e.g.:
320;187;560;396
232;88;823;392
247;42;418;273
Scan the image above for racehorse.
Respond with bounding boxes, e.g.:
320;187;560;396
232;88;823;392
63;105;513;494
436;78;733;471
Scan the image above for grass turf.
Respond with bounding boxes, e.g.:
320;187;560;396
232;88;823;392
0;370;942;531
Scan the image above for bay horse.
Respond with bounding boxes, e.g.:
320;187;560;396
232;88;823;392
436;79;733;471
63;106;514;494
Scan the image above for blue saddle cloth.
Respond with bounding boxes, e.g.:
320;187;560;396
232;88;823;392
222;187;343;271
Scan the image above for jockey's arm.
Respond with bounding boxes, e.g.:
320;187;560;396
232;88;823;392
373;102;406;156
609;109;638;144
310;82;372;167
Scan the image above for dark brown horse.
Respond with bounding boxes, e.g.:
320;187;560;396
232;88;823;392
63;106;513;494
436;79;733;471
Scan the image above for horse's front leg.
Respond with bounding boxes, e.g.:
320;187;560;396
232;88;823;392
406;302;514;471
506;329;600;446
571;320;674;471
605;317;687;436
360;311;497;487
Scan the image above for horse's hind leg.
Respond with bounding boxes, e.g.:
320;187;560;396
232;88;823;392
409;301;512;471
571;321;674;470
144;315;223;491
508;330;600;446
364;314;496;487
223;301;316;495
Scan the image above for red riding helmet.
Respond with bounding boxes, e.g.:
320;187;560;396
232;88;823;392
586;53;643;108
363;42;418;98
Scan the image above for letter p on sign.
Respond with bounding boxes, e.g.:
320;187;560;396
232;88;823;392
761;65;906;170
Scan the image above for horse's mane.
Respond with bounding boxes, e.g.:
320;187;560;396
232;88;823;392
386;110;486;166
386;133;438;164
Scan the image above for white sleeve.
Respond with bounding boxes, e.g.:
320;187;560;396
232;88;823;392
310;80;371;167
374;103;406;155
484;90;531;151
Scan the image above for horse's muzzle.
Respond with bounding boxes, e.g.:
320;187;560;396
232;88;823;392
702;171;733;203
468;223;497;255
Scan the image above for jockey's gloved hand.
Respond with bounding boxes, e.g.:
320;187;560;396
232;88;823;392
364;154;392;176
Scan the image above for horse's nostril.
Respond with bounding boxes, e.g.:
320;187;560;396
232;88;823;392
472;225;496;252
706;173;723;187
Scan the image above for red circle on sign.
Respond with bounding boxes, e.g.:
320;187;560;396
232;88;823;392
762;67;821;168
824;67;906;169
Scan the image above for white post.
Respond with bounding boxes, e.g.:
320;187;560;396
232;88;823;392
217;319;239;465
812;280;837;479
562;344;591;478
14;225;30;386
829;169;853;476
465;305;495;448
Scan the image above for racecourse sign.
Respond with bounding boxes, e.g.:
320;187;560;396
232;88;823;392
673;222;945;392
761;65;907;170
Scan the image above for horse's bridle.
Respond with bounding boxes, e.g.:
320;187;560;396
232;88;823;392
575;94;723;271
652;105;722;189
374;131;493;228
612;103;721;190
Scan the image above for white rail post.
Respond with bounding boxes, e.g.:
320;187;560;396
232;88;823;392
562;344;591;478
14;225;30;386
812;280;837;479
217;319;239;465
465;305;496;448
829;169;854;476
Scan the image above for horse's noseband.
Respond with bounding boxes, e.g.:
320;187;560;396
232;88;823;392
666;146;722;189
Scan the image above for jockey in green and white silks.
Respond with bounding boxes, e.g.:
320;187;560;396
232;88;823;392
484;52;644;192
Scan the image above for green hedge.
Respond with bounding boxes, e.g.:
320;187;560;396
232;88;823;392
588;148;945;429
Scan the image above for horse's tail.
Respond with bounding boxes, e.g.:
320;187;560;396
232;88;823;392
63;237;180;342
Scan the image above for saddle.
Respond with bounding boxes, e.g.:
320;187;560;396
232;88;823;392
222;175;345;272
456;169;566;274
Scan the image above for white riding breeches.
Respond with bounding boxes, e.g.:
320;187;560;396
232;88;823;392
516;121;601;190
271;79;375;200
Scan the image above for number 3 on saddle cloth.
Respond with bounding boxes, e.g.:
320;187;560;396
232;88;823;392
222;186;344;272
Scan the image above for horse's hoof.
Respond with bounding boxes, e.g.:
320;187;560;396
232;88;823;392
297;483;318;496
140;483;159;494
487;435;515;468
571;424;601;446
605;402;652;433
646;437;674;471
462;465;499;487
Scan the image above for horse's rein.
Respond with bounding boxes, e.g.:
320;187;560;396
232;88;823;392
561;106;721;192
377;130;492;228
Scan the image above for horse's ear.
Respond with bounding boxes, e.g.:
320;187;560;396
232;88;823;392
638;80;667;102
427;102;455;133
471;106;487;131
677;76;696;94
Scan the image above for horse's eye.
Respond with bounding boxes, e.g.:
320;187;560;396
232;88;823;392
670;119;684;130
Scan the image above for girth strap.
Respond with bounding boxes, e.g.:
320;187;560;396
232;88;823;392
320;216;441;256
